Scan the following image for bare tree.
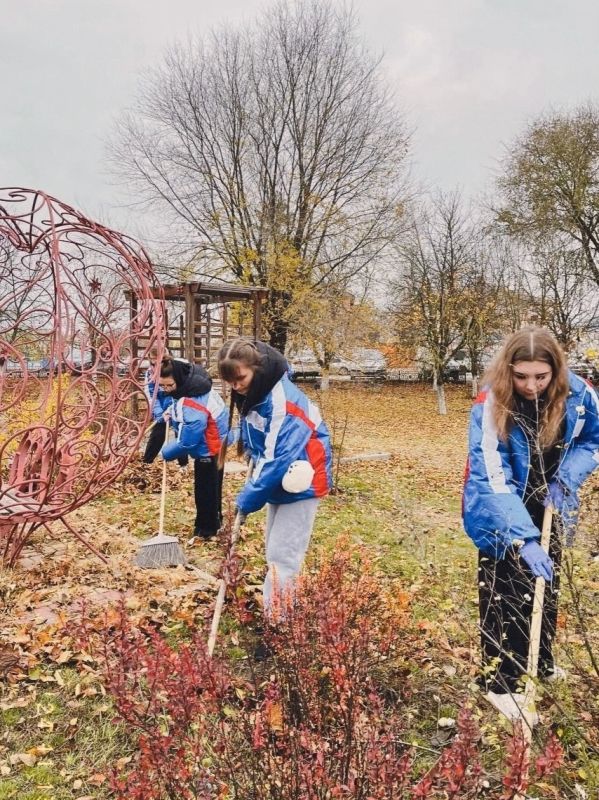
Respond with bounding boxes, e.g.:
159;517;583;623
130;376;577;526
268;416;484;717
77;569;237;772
111;0;409;351
521;242;599;351
0;237;51;354
390;192;478;414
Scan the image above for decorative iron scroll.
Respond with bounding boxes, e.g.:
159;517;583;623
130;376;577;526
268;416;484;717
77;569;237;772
0;188;166;565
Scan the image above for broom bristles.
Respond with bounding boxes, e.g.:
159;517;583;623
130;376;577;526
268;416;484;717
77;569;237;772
134;539;188;568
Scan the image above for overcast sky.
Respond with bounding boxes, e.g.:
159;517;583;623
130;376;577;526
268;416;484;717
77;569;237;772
3;0;599;242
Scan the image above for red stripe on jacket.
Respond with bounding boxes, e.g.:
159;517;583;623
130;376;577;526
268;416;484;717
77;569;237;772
182;398;221;456
286;401;329;496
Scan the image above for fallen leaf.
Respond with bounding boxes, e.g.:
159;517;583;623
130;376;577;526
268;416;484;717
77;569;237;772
9;752;37;766
27;745;53;756
268;702;283;731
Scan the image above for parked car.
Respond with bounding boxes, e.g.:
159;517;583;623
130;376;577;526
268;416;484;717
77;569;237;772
287;348;322;380
330;348;387;379
2;359;23;377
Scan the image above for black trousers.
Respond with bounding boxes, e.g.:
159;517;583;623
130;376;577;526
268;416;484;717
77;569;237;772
478;515;562;693
193;456;224;537
143;421;188;467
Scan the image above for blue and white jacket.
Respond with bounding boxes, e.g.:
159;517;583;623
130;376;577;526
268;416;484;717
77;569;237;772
463;371;599;558
237;373;333;514
161;390;228;461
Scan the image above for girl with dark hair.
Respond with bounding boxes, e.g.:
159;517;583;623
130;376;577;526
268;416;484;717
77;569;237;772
217;338;332;613
142;347;188;468
158;357;228;540
463;326;599;720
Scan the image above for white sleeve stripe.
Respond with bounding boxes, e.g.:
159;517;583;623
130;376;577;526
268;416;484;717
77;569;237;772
307;399;322;428
585;384;599;416
206;391;225;416
481;395;510;494
263;382;287;462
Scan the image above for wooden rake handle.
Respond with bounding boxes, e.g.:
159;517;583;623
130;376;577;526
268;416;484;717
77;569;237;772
158;418;170;537
207;460;254;657
526;503;553;685
515;502;554;800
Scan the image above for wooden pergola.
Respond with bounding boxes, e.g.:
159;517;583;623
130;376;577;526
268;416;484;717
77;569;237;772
130;281;269;370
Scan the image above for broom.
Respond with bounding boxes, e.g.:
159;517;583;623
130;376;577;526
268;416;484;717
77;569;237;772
134;418;188;569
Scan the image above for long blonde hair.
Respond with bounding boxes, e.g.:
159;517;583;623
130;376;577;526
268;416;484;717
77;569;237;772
484;326;569;448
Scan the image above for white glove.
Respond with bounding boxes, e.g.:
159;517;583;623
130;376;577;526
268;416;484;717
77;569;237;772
282;460;315;493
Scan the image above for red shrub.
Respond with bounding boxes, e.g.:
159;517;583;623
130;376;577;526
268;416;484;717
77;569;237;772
83;542;564;799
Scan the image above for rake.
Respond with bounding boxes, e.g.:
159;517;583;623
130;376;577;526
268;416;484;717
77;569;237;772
207;461;253;656
514;502;553;800
134;418;188;569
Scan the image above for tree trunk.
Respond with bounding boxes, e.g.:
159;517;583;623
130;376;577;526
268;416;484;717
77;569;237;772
471;374;479;398
436;382;447;415
266;289;291;353
320;369;330;391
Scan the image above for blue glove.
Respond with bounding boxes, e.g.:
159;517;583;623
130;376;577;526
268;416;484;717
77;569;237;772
544;480;564;511
519;540;553;581
544;480;579;546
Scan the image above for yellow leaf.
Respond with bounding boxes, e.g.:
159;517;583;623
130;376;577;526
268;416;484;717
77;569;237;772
27;745;53;756
56;649;74;664
268;702;283;731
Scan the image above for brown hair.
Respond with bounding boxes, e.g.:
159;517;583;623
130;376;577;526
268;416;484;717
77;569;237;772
148;346;170;364
483;326;569;447
216;339;265;469
217;338;265;383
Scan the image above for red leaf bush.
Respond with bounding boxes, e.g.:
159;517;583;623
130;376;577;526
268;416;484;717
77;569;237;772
83;541;563;799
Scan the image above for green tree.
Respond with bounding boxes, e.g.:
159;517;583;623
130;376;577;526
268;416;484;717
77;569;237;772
497;105;599;287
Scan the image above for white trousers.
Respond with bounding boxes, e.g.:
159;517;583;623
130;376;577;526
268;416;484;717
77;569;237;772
263;498;320;612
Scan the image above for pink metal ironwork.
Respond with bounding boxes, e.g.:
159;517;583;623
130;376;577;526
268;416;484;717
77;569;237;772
0;188;166;566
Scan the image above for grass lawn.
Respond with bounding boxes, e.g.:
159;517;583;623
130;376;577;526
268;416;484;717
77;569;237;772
1;384;598;798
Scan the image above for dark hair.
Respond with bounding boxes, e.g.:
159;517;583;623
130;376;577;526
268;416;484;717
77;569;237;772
217;338;265;382
159;357;176;380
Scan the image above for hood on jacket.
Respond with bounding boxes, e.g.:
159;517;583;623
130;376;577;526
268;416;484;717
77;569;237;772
170;361;212;399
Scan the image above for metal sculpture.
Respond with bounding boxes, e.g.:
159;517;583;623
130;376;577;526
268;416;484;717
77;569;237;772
0;188;166;566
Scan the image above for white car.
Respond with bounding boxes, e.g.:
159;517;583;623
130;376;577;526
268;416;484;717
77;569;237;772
330;349;386;378
287;349;322;380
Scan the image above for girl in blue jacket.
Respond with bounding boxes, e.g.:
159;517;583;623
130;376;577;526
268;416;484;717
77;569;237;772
142;348;188;468
158;357;228;540
463;327;599;720
217;338;333;614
